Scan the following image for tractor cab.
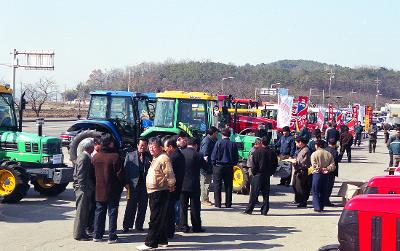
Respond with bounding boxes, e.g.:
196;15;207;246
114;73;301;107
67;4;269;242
144;91;217;139
67;91;152;163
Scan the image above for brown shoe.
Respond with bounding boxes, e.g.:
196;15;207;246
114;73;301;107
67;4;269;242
201;200;213;206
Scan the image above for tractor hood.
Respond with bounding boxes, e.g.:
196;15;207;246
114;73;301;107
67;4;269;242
0;131;62;155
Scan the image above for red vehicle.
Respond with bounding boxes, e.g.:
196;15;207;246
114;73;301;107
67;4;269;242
320;194;400;251
364;175;400;194
217;95;277;135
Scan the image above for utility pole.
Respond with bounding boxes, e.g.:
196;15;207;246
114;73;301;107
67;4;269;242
12;49;18;98
327;69;335;97
374;77;382;111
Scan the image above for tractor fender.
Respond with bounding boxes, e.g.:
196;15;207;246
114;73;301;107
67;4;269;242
67;120;122;147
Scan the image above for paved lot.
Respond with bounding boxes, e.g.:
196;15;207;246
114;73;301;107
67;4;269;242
0;123;393;251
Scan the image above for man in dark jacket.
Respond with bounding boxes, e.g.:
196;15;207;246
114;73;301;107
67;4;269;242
276;126;296;186
92;134;125;243
325;138;339;207
299;122;311;143
73;138;95;241
199;126;218;206
164;136;185;239
339;126;353;163
180;137;207;232
325;123;340;145
243;136;278;215
122;138;152;232
292;136;311;208
368;124;378;153
211;128;239;208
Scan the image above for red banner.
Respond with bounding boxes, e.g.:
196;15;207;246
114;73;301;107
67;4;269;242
290;98;298;131
328;104;334;123
316;108;325;130
296;96;309;131
352;104;359;121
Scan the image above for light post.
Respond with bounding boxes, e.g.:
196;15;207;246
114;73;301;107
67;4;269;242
221;77;234;93
327;69;335;97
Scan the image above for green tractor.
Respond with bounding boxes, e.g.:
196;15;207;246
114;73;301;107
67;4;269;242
0;84;72;203
141;91;257;194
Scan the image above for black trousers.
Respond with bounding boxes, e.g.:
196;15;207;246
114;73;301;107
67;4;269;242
245;174;270;215
369;140;377;153
292;170;310;205
180;191;202;231
167;196;179;238
339;145;351;162
123;182;148;230
145;190;169;248
279;155;292;185
213;165;233;208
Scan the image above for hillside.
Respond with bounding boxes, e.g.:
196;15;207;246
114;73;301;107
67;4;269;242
64;60;400;107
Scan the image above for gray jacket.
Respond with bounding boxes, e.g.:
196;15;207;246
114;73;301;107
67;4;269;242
73;151;95;192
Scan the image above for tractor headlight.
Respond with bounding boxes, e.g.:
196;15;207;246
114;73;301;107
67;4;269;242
42;156;50;163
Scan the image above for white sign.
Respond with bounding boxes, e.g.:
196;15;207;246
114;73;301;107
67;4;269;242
17;50;55;70
277;95;294;128
259;88;277;96
52;154;63;164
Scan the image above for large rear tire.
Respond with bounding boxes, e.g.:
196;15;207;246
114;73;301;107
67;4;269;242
0;162;30;203
232;164;249;194
32;179;68;196
69;130;103;164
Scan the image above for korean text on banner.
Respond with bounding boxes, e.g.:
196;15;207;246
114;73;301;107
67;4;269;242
328;104;334;123
277;95;294;128
296;96;309;131
316;108;326;130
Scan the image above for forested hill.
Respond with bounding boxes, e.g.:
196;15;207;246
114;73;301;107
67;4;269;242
66;60;400;106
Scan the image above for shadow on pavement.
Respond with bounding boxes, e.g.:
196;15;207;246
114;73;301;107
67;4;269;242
0;188;75;223
165;225;296;250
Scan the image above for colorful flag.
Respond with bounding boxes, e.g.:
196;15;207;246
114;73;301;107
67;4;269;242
316;107;326;130
328;104;334;123
295;96;309;131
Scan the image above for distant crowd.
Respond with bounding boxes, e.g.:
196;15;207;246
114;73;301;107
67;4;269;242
71;120;399;250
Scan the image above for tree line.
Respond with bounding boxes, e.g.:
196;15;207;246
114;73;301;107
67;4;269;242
63;60;400;107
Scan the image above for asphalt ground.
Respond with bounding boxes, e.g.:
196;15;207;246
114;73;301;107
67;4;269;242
0;122;393;251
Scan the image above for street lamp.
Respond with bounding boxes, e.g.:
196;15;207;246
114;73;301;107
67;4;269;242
221;77;234;93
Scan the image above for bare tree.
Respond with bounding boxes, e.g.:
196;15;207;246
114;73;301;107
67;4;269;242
25;78;57;117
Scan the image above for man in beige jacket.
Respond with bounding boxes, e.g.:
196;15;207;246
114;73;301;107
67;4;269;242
310;140;336;212
137;137;176;251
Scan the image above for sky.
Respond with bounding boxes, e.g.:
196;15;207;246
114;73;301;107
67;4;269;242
0;0;399;92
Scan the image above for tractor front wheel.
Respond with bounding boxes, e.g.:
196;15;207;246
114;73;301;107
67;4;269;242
32;179;69;196
232;165;249;194
0;162;30;203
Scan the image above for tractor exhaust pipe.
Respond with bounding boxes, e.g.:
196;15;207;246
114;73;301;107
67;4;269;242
36;118;44;136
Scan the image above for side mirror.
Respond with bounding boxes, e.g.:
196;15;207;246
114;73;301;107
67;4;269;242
21;97;27;110
20;91;27;110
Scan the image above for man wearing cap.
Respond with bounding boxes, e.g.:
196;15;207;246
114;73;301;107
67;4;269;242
292;136;311;208
276;126;296;186
368;123;378;153
387;127;400;167
211;128;239;208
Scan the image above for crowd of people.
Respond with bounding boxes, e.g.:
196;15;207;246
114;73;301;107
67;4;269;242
71;121;394;250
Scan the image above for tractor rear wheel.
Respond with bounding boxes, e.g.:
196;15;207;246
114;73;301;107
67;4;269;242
232;165;249;194
32;179;69;196
69;130;103;164
0;162;30;203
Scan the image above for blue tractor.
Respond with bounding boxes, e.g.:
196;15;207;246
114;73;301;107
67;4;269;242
66;91;153;163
